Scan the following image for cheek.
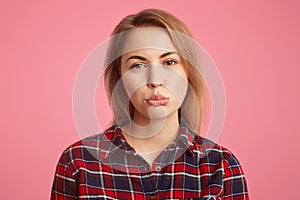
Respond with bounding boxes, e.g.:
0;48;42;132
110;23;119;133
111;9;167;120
165;69;188;103
130;88;144;103
121;71;148;98
129;88;149;115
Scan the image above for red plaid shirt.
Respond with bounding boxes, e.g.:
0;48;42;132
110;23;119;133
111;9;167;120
51;122;249;199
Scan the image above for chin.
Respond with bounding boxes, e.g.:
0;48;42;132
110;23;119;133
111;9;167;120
149;106;179;120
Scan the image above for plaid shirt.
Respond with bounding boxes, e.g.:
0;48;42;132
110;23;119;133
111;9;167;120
51;122;249;200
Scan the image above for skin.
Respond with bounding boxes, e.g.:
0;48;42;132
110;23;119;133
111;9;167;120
118;28;189;165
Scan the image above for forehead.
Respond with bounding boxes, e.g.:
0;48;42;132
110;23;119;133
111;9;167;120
121;28;177;54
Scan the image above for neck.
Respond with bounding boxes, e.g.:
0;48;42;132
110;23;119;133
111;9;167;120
122;110;180;154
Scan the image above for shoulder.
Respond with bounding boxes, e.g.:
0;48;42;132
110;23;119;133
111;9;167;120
192;134;243;168
57;125;118;166
191;135;249;197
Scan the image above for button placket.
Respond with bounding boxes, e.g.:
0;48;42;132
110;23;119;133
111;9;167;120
155;165;161;172
150;195;156;200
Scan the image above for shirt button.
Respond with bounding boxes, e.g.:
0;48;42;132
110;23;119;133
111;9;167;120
150;195;156;200
155;165;161;172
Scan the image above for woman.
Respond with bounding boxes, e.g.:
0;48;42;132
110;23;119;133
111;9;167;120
51;9;249;199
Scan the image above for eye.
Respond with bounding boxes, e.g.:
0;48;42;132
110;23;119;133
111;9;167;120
130;63;147;70
164;59;177;66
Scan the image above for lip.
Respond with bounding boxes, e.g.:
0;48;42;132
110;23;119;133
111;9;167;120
146;94;169;106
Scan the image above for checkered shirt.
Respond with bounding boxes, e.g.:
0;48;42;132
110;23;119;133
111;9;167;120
51;122;249;199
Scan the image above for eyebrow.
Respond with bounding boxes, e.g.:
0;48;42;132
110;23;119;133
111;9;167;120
126;52;178;63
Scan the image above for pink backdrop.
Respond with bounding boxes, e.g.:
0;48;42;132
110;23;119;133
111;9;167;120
1;0;299;199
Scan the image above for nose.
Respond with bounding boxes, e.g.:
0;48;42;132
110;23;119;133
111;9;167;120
147;82;163;88
147;64;165;88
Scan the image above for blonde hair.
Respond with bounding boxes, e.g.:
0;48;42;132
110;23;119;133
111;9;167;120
104;8;208;134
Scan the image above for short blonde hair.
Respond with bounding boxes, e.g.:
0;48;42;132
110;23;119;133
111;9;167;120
104;9;208;134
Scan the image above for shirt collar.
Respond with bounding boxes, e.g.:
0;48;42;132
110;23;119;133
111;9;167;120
101;120;197;160
167;120;196;156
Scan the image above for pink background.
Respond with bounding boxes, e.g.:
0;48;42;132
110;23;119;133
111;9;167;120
1;0;299;199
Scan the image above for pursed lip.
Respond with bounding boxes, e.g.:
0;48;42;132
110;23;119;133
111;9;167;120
146;94;169;106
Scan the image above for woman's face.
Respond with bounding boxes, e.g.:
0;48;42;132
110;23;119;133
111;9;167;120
120;28;188;124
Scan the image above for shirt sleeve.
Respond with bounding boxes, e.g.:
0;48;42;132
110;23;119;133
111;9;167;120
51;149;79;200
223;152;249;199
